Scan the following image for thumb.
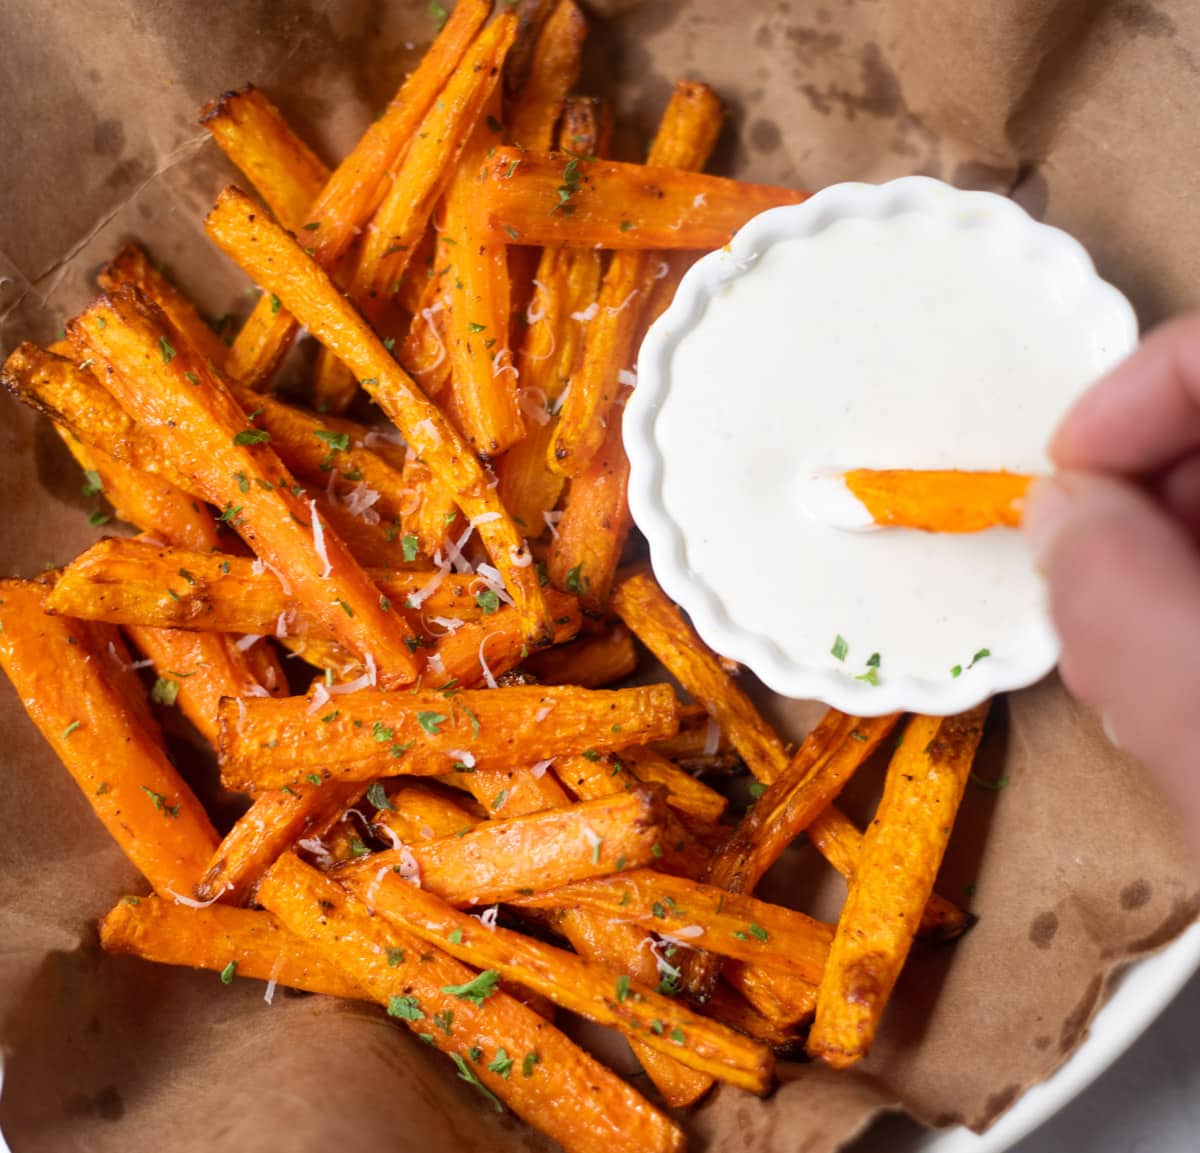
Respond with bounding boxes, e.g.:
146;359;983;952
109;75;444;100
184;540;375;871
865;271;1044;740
1024;472;1200;849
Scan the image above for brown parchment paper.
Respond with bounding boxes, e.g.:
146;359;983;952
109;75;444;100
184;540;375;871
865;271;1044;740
1;2;1198;1151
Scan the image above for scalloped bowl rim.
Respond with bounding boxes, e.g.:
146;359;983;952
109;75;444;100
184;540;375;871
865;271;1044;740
625;176;1139;716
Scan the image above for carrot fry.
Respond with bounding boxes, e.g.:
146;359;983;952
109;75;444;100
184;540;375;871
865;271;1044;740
218;683;680;790
550;82;725;477
546;909;715;1108
0;581;218;895
523;622;638;688
476;146;806;250
508;0;587;150
123;625;278;746
97;244;230;367
721;962;819;1026
199;84;330;232
841;469;1035;533
54;430;220;553
397;268;453;401
318;16;517;413
258;853;684;1153
339;788;666;906
612;570;789;781
808;707;989;1068
618;745;728;824
441;118;526;456
497;106;606;531
702;980;806;1051
223;0;492;389
448;762;574;820
195;779;365;904
678;711;897;1004
371;781;481;844
511;869;832;980
206;187;555;647
649;702;732;760
68;291;422;685
546;392;632;608
340;866;774;1092
100;896;367;999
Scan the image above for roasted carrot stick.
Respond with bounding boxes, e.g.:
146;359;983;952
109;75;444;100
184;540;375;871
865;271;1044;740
447;761;574;821
338;787;666;905
223;0;492;390
649;702;732;761
397;267;453;401
258;853;684;1153
612;570;789;781
476;146;806;250
550;82;725;478
339;865;774;1092
546;391;632;609
370;781;481;844
0;580;218;895
69;291;421;685
523;621;638;688
679;710;898;1004
507;0;587;150
100;896;368;999
703;979;806;1051
497;100;606;532
840;469;1035;532
511;869;833;980
618;745;728;824
199;84;330;233
205;186;555;649
218;682;679;790
97;244;230;367
808;707;989;1068
317;15;517;413
194;779;365;904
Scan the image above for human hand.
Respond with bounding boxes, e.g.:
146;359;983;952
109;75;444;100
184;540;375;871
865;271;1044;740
1023;312;1200;853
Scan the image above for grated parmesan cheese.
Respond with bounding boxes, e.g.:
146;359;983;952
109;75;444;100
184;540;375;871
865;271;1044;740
308;499;332;577
306;681;331;715
570;302;599;322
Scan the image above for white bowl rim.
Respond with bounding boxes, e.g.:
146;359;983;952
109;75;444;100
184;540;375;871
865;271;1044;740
625;175;1139;717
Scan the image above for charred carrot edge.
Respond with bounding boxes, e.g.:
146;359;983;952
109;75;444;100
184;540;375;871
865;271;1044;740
205;185;554;647
0;581;218;895
68;290;421;686
549;81;725;478
808;707;989;1068
199;84;331;232
258;853;685;1153
841;469;1035;533
476;146;806;250
340;865;775;1093
522;622;638;688
223;0;492;390
507;0;587;150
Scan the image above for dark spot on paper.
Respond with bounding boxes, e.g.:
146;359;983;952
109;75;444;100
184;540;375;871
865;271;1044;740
754;24;774;50
1120;879;1152;910
985;1084;1020;1118
816;6;831;22
1034;1035;1052;1051
797;42;900;121
1113;1;1176;38
1127;892;1200;953
104;155;152;192
64;1084;124;1121
1029;911;1059;949
1010;164;1050;220
785;25;843;64
952;160;1014;195
86;68;101;83
749;118;782;153
735;1104;753;1131
1060;974;1104;1053
93;119;124;157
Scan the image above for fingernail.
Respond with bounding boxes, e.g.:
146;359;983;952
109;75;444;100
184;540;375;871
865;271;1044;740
1021;476;1073;569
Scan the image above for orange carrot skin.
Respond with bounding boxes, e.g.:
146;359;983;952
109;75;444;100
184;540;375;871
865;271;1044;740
69;290;421;687
808;707;989;1068
258;853;685;1153
0;581;219;895
476;147;806;250
223;0;492;390
522;622;638;688
100;896;368;999
842;468;1034;532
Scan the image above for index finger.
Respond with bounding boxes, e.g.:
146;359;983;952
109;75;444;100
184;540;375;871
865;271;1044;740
1052;311;1200;473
